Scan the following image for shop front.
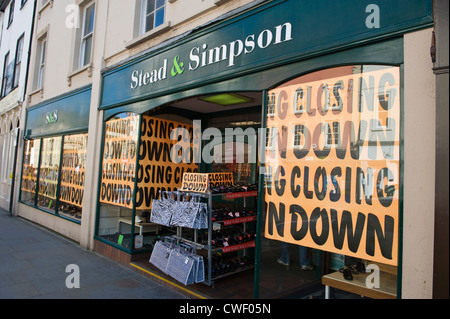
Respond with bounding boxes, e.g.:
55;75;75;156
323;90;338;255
18;85;91;243
95;0;433;298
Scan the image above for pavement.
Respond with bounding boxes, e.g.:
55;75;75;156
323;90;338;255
0;208;187;299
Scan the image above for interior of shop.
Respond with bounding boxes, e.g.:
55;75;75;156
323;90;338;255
97;76;398;298
123;90;328;299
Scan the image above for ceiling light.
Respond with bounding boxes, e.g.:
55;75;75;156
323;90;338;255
200;93;254;106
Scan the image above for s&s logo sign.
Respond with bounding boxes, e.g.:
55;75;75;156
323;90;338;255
46;110;58;124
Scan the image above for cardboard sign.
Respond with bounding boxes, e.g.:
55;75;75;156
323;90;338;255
135;116;199;207
100;114;140;208
264;66;400;266
180;173;209;193
100;115;199;208
59;134;88;208
208;172;234;187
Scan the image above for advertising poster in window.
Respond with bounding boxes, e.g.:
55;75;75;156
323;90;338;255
59;134;88;208
264;66;400;266
135;115;199;209
100;114;199;209
100;113;140;209
37;137;62;210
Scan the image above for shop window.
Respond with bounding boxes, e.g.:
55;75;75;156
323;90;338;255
96;112;199;252
58;133;88;220
20;139;41;205
97;112;140;250
260;65;400;298
20;134;88;221
37;136;62;211
140;0;166;35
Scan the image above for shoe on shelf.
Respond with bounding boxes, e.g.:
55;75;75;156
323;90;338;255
277;258;290;266
300;265;314;271
343;267;353;280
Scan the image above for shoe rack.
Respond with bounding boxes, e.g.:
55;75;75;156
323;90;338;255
172;184;258;287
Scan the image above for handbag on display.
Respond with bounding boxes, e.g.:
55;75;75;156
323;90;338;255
190;247;205;283
166;244;196;285
149;237;177;273
173;194;209;229
170;192;190;227
192;196;208;230
182;194;202;229
150;191;175;226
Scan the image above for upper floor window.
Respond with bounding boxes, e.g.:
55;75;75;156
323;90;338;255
79;3;95;68
1;52;12;97
140;0;166;35
34;35;47;90
8;1;15;26
13;35;24;88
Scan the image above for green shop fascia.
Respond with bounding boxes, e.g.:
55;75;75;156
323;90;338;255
95;0;433;299
20;85;91;223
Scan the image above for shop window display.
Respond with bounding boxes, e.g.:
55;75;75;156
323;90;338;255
96;112;199;251
259;65;400;298
97;112;140;250
20;134;88;222
37;136;62;211
58;133;88;220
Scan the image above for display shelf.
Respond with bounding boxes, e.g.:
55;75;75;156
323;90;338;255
118;218;159;236
216;240;255;253
173;184;257;287
322;270;397;299
214;215;257;226
211;190;258;198
224;191;258;199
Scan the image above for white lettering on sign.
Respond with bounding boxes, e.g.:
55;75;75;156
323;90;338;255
189;22;293;69
131;59;168;89
130;22;293;89
46;110;58;124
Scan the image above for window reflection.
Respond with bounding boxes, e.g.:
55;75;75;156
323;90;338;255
260;65;400;298
97;112;140;250
37;136;62;211
58;133;88;220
